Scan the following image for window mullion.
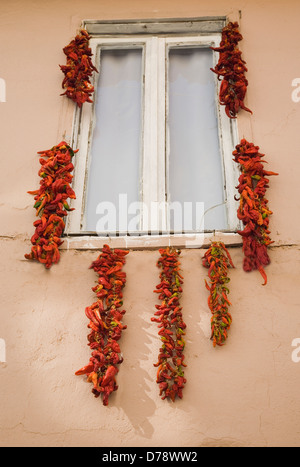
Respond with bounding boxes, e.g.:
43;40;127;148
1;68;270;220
219;114;240;231
66;29;241;238
157;37;167;231
141;37;166;233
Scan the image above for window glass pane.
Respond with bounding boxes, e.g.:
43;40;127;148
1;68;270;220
168;47;227;231
85;48;143;233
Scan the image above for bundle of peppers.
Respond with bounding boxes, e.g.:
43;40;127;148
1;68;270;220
75;244;129;406
152;247;186;402
211;21;252;119
60;29;98;107
233;139;278;285
202;242;235;347
25;141;77;269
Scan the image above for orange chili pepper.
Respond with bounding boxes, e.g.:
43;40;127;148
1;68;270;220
152;248;186;402
25;142;78;269
75;245;129;406
233;139;278;285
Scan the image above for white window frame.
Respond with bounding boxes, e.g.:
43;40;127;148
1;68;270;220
65;18;242;247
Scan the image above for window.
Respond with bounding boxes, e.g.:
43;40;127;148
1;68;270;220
67;18;240;239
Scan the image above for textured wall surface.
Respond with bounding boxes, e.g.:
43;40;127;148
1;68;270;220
0;0;300;447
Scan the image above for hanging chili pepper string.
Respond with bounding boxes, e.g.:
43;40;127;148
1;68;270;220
75;244;129;406
202;242;235;347
152;247;186;402
25;141;77;269
233;139;278;285
211;21;252;119
60;29;98;107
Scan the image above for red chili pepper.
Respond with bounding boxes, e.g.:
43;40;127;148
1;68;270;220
75;363;94;376
60;29;98;107
233;139;278;285
75;244;129;406
203;242;235;347
101;365;119;387
25;142;78;269
152;248;186;402
210;22;252;119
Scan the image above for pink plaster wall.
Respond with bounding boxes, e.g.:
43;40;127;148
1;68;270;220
0;0;300;447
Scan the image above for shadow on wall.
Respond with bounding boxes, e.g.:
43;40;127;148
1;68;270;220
116;252;157;439
121;309;156;439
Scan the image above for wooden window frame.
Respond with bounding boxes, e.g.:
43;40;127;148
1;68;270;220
65;18;242;249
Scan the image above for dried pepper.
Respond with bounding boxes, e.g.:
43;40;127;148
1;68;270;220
233;139;278;285
202;242;235;347
60;29;98;107
152;247;186;402
211;21;252;119
75;244;129;406
25;141;77;269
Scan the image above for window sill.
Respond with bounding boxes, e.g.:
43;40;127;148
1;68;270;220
60;232;242;250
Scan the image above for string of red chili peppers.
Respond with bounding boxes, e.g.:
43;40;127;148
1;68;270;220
152;247;186;402
211;21;252;119
60;29;98;107
25;141;77;269
202;242;235;347
233;139;278;285
75;244;129;406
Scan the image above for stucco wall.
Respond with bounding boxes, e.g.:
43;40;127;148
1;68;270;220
0;0;300;447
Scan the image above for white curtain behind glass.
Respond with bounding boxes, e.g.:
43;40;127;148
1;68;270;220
85;48;143;233
168;48;227;231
